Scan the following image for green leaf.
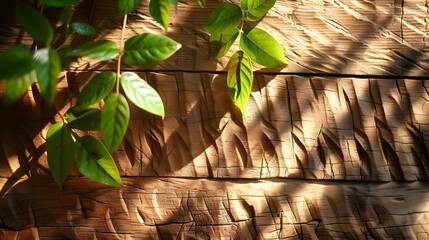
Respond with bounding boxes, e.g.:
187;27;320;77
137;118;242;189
120;72;164;118
46;122;76;186
101;93;130;153
15;3;53;45
203;3;242;35
149;0;170;30
0;45;33;80
197;0;205;7
33;48;61;104
40;0;81;7
118;0;141;16
74;72;116;109
123;33;181;66
59;6;73;24
171;0;178;7
70;40;119;61
241;0;276;21
227;51;253;115
76;135;122;186
240;27;287;67
71;22;97;36
57;46;73;69
3;71;36;107
209;28;239;58
66;108;102;130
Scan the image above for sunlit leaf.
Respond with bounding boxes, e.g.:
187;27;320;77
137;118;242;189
33;48;61;104
198;0;205;7
76;135;122;186
149;0;170;30
209;28;239;58
240;27;287;67
241;0;276;21
118;0;141;16
66;107;101;131
70;40;119;61
3;71;36;107
74;72;116;109
203;3;242;35
120;72;164;118
46;122;76;186
227;51;253;115
123;33;181;66
101;93;130;153
15;3;53;45
40;0;80;7
0;45;33;80
71;22;97;36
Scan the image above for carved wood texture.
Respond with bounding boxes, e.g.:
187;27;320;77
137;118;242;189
1;0;429;238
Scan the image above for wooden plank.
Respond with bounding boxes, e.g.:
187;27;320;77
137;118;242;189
1;0;429;75
1;73;429;181
0;177;428;239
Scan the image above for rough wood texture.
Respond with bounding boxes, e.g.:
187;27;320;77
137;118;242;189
1;177;429;239
1;0;429;238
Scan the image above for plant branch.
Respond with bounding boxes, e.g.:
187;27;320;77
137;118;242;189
116;14;128;93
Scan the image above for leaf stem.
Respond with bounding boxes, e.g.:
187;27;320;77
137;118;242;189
116;14;128;93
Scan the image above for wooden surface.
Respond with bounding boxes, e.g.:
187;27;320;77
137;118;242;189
1;0;429;238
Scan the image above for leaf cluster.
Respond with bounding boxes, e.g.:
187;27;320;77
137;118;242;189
0;0;184;186
204;0;287;116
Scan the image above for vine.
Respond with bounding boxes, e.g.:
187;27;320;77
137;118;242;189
204;0;287;115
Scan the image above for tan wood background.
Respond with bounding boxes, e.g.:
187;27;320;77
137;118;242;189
1;0;429;238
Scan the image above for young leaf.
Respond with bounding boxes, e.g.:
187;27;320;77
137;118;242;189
118;0;141;16
240;27;287;67
209;28;239;58
46;122;76;186
33;48;61;104
227;51;253;115
149;0;170;30
120;72;165;118
123;33;181;66
70;40;119;61
15;3;53;45
74;72;116;109
198;0;205;7
76;135;122;186
66;108;102;130
0;45;33;80
241;0;276;22
3;71;36;107
40;0;81;7
101;93;130;153
203;3;242;35
71;22;97;36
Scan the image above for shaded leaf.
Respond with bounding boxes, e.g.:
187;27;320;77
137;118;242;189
57;46;73;69
227;51;253;115
66;108;102;131
46;122;76;186
71;22;97;36
149;0;170;30
171;0;178;7
70;40;119;61
241;0;276;21
40;0;80;7
76;135;122;186
121;72;164;118
101;93;130;153
0;45;33;80
118;0;141;16
74;72;116;109
59;6;73;24
203;3;242;35
16;3;53;45
3;71;36;107
209;28;239;58
123;33;181;66
33;48;61;104
240;27;287;67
